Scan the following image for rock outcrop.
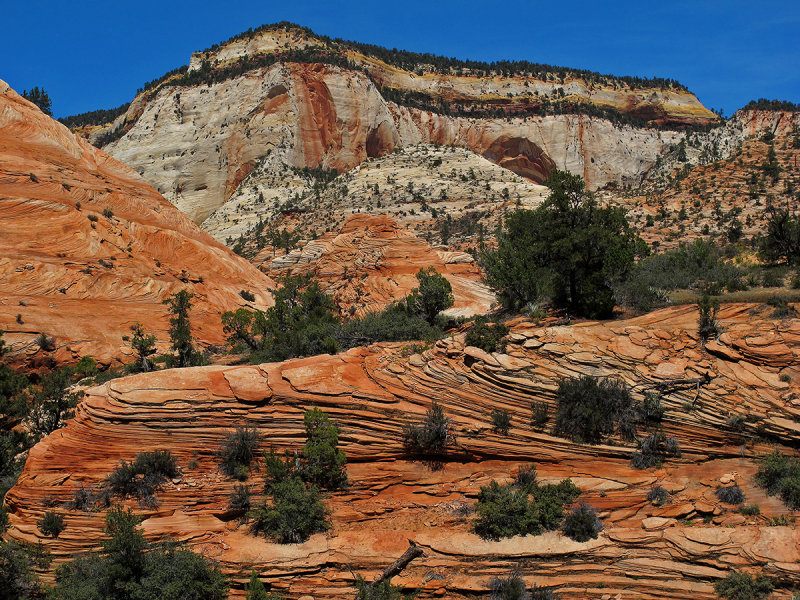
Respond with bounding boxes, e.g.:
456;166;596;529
618;109;800;250
203;144;548;246
89;25;715;224
7;304;800;598
0;79;274;368
264;214;495;317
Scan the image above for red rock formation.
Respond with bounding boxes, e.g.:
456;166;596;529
95;31;709;223
263;214;495;317
6;304;800;598
0;79;274;368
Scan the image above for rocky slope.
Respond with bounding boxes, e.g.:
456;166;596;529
85;24;716;225
616;109;800;250
204;144;548;249
0;79;274;368
7;304;800;598
262;213;495;318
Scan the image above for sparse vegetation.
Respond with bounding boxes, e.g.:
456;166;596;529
631;432;681;470
491;409;512;435
465;317;508;352
716;485;745;505
51;505;228;599
37;510;65;538
553;376;635;444
754;450;800;509
562;504;603;542
218;425;261;480
472;472;580;540
713;571;773;600
647;485;670;506
105;450;179;507
739;504;760;516
403;401;454;456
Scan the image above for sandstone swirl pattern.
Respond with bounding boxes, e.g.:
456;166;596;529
6;304;800;598
0;80;274;367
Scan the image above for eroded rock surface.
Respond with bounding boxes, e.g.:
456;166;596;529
7;304;800;598
0;80;274;367
264;214;495;317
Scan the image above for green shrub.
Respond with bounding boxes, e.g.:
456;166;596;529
739;504;760;516
483;170;644;318
716;485;745;505
222;274;340;362
67;485;93;511
102;207;113;219
218;425;261;479
406;267;454;324
713;571;773;600
354;574;411;600
403;402;454;456
767;296;796;318
35;332;54;351
647;485;670;506
491;409;512;435
465;317;509;352
249;476;328;543
530;401;549;430
631;432;681;470
698;293;720;342
489;572;528;600
640;393;665;422
105;450;178;507
754;450;800;509
228;484;251;516
299;408;347;490
531;585;561;600
553;376;635;444
239;290;256;302
74;356;98;378
562;504;602;542
335;301;441;348
52;505;228;600
0;539;50;598
472;476;580;540
37;511;65;538
245;569;283;600
616;238;741;311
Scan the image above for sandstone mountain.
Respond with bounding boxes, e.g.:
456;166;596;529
7;304;800;598
78;23;718;226
263;213;495;318
0;80;274;368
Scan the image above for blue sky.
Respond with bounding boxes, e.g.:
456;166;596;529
2;0;798;118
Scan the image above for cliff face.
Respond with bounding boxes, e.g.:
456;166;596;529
94;26;716;225
264;214;495;318
0;80;274;368
7;304;800;598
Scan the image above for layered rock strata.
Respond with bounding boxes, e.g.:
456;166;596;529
6;304;800;598
0;80;274;367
